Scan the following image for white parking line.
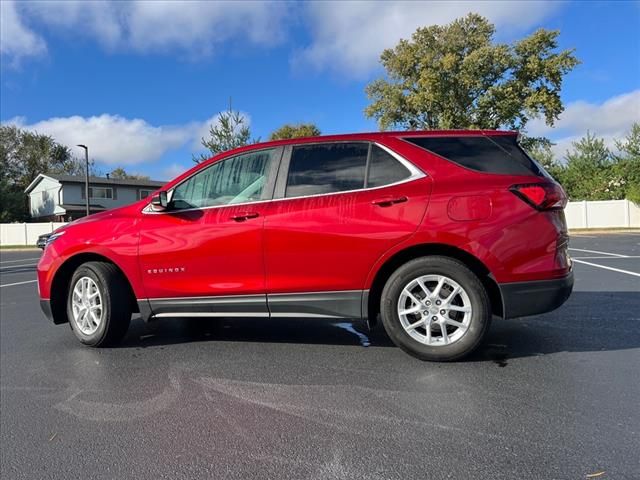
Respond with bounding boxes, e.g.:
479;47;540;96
0;263;38;269
572;259;640;278
0;279;38;288
568;248;628;258
572;256;640;260
0;257;40;264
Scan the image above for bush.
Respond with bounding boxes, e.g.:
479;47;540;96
627;183;640;205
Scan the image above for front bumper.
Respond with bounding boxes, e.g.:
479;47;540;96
500;271;574;319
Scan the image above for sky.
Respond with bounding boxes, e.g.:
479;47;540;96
1;0;639;181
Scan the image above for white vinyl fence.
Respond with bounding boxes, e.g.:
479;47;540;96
1;200;638;246
1;222;67;247
564;199;639;229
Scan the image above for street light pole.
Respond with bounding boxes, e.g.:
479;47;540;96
77;144;89;216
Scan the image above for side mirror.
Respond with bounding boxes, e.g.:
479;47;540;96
150;191;168;211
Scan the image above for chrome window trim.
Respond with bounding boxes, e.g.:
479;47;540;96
142;197;274;214
142;142;426;215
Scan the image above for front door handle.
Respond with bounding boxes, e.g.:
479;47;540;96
231;212;260;222
372;196;408;207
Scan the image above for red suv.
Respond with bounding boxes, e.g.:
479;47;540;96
37;131;573;361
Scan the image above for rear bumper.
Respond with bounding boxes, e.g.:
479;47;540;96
500;271;573;319
40;299;54;322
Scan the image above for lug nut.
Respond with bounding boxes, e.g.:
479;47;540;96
440;309;446;315
435;300;441;305
432;316;437;321
425;300;431;306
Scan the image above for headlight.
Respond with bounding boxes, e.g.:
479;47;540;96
45;230;66;247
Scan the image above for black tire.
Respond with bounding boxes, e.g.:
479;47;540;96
67;261;132;347
380;256;491;361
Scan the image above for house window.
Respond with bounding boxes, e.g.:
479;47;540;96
139;189;154;200
89;187;113;199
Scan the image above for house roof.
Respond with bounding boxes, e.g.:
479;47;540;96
60;203;107;212
25;173;165;193
47;173;165;188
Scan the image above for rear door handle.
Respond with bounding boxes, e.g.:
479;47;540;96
231;212;260;222
372;196;408;207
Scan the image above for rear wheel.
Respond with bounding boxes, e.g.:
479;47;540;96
380;256;491;361
67;261;131;347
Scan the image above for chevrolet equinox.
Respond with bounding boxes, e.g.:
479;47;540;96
37;131;573;361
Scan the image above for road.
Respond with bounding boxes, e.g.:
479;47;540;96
1;234;639;479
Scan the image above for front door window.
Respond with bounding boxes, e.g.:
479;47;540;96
171;149;275;210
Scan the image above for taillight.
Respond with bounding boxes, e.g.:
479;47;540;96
510;183;567;211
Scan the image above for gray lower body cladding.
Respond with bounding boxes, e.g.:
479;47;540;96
137;290;366;321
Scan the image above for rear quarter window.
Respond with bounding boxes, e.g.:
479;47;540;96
367;145;411;187
404;135;543;176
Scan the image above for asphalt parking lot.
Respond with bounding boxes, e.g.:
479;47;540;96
1;233;639;480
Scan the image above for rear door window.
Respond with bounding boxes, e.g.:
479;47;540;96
403;135;543;176
285;143;368;197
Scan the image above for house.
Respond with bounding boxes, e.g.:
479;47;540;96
24;173;165;221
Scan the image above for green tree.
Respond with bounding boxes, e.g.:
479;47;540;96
561;133;612;200
365;14;579;133
109;167;149;180
526;142;564;181
613;123;640;203
269;123;321;140
193;105;256;163
0;125;86;221
0;178;28;222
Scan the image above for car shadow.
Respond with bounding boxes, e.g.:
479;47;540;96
119;315;395;349
470;290;640;365
117;291;640;363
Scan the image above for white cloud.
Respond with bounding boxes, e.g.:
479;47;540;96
0;0;47;63
528;90;640;157
3;0;289;63
125;1;288;54
22;1;124;49
4;110;255;166
2;1;560;74
294;1;561;77
162;163;190;181
8;114;194;165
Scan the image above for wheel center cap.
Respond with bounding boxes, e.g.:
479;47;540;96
429;306;439;315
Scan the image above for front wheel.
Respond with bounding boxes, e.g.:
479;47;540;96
67;261;132;347
380;256;491;361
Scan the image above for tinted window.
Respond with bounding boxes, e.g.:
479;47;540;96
171;150;273;209
367;145;411;187
404;136;543;176
286;143;368;197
